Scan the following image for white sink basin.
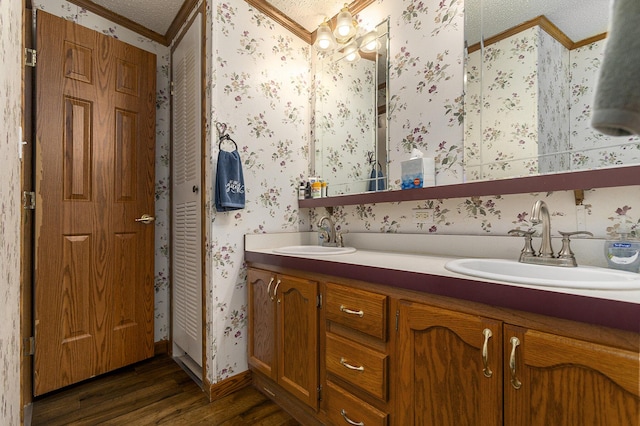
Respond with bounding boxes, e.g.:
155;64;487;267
445;258;640;290
273;245;357;256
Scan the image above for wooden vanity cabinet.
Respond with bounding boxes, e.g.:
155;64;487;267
504;325;639;426
247;264;639;426
247;268;320;411
396;299;640;426
324;282;391;425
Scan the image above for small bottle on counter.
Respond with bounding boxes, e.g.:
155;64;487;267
298;182;306;200
605;230;640;272
304;181;311;199
321;180;328;197
311;180;322;198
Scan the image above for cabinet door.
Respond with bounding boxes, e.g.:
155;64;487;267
276;274;319;410
504;325;640;426
396;301;502;426
247;268;277;380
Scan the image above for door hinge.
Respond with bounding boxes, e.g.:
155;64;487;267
23;191;35;210
170;80;174;96
25;48;36;67
395;309;400;331
317;384;322;401
317;293;322;308
24;337;35;356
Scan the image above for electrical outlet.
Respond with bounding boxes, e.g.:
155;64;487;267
413;208;434;224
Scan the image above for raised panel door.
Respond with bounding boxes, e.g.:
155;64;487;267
247;268;277;381
504;325;640;426
396;300;502;426
276;274;319;410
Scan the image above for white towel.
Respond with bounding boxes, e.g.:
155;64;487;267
591;0;640;136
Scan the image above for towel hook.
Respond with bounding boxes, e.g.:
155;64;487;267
366;151;374;165
215;122;228;138
215;122;238;151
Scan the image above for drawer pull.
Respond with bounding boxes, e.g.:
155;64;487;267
509;336;522;390
482;328;493;378
341;409;365;426
267;277;275;301
340;305;364;317
340;357;364;372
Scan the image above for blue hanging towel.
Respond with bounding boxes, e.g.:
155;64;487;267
215;149;245;212
368;163;386;192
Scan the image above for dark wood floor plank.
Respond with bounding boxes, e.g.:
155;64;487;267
31;356;299;426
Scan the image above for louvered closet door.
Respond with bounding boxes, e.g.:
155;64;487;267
172;15;203;368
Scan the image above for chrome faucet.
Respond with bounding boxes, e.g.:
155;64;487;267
509;200;593;267
318;216;339;247
531;200;554;258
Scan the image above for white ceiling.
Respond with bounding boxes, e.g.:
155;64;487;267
466;0;610;45
88;0;609;44
89;0;186;34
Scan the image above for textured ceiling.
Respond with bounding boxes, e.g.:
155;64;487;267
89;0;186;34
466;0;610;45
267;0;347;31
88;0;609;44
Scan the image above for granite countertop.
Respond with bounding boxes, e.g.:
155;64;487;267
244;232;640;333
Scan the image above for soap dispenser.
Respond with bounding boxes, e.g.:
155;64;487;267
604;229;640;272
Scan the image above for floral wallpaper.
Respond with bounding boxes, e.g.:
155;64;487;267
570;39;640;168
33;0;173;343
315;54;376;195
0;0;23;422
204;0;310;382
465;26;570;181
466;24;640;180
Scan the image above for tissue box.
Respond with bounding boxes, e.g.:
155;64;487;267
401;158;435;189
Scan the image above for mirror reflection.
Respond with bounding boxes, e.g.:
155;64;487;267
464;0;640;181
314;19;389;196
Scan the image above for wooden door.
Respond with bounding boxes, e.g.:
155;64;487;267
276;274;319;410
34;11;156;396
396;300;502;426
247;268;277;380
504;325;640;426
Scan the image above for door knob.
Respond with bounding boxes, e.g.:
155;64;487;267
135;214;155;224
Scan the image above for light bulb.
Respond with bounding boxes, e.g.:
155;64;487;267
314;19;336;52
359;31;380;53
337;25;351;37
333;4;356;41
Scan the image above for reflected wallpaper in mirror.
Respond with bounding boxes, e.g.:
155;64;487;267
464;0;640;182
314;19;389;196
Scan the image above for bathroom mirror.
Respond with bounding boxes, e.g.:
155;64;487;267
464;0;640;182
313;18;389;196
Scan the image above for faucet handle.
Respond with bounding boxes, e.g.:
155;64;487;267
558;230;594;238
557;230;594;265
508;229;536;258
335;230;349;248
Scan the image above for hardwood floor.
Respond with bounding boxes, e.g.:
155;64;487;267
32;355;300;425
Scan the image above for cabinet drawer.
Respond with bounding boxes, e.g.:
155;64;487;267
325;283;388;340
326;381;388;426
326;332;388;400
